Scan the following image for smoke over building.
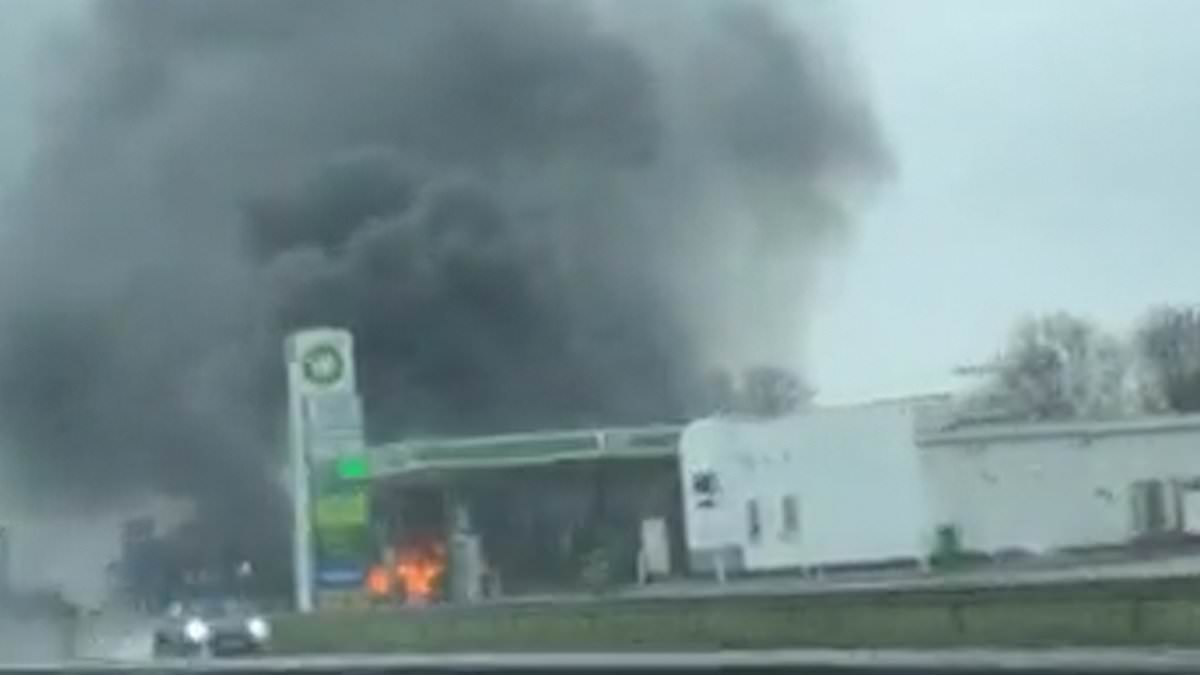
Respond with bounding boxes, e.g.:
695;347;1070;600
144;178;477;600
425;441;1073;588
0;0;888;547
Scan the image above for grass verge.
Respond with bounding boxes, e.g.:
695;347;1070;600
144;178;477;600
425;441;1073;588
271;576;1200;654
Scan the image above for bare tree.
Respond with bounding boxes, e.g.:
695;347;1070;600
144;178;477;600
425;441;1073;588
1137;306;1200;412
740;366;813;417
962;312;1145;422
694;366;813;417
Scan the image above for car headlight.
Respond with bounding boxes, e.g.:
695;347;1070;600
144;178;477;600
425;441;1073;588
246;616;271;641
184;618;211;643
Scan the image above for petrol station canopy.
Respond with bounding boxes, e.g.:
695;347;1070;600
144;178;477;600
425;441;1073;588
364;425;682;482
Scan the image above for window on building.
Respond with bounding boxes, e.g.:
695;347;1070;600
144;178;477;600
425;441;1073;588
746;499;762;544
781;495;799;539
692;471;719;509
1131;479;1169;535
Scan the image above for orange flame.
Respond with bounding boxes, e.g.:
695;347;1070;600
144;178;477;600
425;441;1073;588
394;540;446;604
365;565;392;598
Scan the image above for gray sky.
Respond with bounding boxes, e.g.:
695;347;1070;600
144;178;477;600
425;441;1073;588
0;2;75;190
810;0;1200;402
2;1;1198;406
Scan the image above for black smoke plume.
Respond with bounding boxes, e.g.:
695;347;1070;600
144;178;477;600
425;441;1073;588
0;0;887;547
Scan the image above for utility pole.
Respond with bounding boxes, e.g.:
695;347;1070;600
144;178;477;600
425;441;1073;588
285;336;315;614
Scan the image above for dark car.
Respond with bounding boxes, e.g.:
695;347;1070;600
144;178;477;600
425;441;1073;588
152;597;271;657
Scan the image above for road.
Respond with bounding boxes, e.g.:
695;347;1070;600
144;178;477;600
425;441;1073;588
67;648;1200;673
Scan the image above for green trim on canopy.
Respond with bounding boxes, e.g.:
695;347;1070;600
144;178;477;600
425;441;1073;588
366;425;681;478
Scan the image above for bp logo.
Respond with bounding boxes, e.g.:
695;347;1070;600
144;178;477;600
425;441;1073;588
301;343;345;387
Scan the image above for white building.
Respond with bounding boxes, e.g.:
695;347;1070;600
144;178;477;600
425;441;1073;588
678;399;936;574
679;399;1200;574
920;414;1200;555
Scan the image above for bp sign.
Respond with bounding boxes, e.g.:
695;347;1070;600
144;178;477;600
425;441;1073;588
315;491;368;529
301;343;345;387
314;490;371;565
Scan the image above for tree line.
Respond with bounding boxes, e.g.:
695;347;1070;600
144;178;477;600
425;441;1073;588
958;305;1200;423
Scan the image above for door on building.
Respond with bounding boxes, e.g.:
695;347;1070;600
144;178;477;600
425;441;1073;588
639;518;670;580
1181;486;1200;536
1131;479;1171;537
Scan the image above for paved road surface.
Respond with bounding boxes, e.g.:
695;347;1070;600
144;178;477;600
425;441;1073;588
69;648;1200;673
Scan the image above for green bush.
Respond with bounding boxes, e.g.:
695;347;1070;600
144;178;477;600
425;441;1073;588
929;524;989;569
579;547;612;593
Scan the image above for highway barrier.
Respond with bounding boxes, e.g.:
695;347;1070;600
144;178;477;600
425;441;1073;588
271;575;1200;653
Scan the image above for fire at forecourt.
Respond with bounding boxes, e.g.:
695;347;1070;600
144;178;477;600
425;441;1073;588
287;328;457;613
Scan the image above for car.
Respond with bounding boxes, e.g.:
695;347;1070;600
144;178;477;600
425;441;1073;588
152;597;271;658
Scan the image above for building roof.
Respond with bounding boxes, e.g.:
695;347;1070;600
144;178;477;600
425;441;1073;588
358;406;1200;477
918;411;1200;447
367;425;681;478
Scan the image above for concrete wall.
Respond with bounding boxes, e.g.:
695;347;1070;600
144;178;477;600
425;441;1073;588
679;402;934;572
920;416;1200;554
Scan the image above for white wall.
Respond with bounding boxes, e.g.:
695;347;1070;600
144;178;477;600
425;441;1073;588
681;403;1200;570
920;418;1200;554
679;402;934;571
